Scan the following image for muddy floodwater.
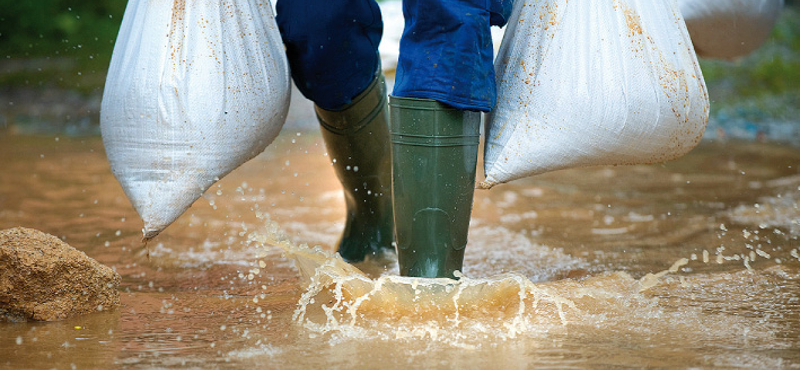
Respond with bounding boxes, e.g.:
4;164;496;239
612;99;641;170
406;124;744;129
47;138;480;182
1;132;799;369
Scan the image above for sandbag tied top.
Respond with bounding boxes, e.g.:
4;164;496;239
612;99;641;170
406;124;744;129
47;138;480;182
482;0;709;189
679;0;783;60
100;0;291;240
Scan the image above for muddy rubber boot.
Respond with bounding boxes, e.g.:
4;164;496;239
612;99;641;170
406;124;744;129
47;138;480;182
315;75;394;262
389;96;481;279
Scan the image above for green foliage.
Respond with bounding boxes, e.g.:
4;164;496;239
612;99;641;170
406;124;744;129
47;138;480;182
750;56;800;94
0;0;126;93
0;0;126;57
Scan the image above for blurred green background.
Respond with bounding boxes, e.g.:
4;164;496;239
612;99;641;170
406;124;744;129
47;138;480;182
0;0;798;138
0;0;126;92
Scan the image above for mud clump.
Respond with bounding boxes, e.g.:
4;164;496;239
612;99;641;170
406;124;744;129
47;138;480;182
0;227;120;322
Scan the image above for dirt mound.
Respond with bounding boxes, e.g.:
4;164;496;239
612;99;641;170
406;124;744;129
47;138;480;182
0;227;120;321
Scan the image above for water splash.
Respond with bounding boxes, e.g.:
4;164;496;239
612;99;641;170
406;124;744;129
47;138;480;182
246;218;784;349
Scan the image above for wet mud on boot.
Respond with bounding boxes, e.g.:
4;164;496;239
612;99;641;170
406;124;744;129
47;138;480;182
389;96;481;279
315;75;395;262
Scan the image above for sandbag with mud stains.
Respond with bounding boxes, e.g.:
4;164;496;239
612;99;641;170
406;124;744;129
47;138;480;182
101;0;290;240
482;0;709;188
679;0;783;60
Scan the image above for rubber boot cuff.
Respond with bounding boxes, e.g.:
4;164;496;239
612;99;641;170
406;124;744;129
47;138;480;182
315;73;386;134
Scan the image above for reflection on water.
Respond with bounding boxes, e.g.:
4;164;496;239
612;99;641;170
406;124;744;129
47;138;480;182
1;133;798;369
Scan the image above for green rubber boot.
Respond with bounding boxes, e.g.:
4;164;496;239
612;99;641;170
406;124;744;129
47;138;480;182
315;75;394;262
389;96;481;279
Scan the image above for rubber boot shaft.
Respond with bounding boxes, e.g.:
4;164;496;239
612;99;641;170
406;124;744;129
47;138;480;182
389;96;481;278
316;75;394;262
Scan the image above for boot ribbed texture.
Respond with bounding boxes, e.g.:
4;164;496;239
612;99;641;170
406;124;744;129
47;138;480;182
389;96;481;278
315;75;394;262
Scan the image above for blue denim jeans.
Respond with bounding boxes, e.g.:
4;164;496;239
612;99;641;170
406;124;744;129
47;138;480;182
275;0;511;111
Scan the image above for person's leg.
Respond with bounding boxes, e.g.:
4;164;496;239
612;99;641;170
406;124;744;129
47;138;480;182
276;0;383;110
390;0;511;278
392;0;511;111
276;0;394;262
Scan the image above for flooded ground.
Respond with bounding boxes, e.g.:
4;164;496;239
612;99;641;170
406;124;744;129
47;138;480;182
1;131;799;369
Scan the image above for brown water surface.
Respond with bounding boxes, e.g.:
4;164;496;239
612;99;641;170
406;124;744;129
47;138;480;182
1;133;799;369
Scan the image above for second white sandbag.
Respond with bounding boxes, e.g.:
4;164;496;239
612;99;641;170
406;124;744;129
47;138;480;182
679;0;783;60
101;0;291;240
483;0;709;188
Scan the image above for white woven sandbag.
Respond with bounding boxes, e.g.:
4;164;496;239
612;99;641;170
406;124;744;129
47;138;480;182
101;0;290;240
482;0;709;189
679;0;783;60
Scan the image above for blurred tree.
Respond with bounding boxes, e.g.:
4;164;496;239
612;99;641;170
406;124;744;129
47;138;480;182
0;0;126;57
